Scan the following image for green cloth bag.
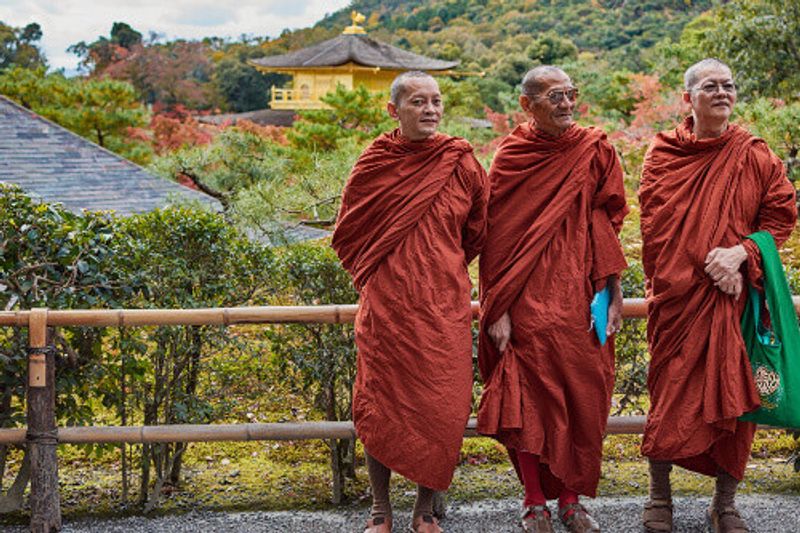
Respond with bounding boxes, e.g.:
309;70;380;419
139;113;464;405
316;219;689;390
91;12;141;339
739;231;800;428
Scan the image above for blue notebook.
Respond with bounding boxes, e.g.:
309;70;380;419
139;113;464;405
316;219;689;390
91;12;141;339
590;286;610;346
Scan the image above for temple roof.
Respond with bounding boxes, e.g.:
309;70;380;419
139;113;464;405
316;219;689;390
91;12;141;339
0;95;219;215
251;34;458;71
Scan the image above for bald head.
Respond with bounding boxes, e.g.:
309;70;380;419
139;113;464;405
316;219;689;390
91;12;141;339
684;58;732;90
521;66;568;96
390;71;437;105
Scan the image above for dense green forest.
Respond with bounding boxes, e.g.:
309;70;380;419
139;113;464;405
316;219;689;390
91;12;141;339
1;0;800;519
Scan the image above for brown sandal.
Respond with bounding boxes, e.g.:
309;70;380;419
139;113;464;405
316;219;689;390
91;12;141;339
521;505;554;532
409;513;442;533
364;515;392;533
559;503;600;532
707;506;750;533
643;499;673;532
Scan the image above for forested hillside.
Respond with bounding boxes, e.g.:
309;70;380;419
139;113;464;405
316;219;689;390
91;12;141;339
271;0;713;107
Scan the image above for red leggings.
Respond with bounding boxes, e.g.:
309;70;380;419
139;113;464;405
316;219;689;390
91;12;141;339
518;450;579;509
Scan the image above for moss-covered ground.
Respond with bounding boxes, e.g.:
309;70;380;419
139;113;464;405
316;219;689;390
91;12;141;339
1;432;797;526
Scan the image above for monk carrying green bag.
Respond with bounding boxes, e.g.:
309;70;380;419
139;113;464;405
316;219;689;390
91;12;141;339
739;231;800;429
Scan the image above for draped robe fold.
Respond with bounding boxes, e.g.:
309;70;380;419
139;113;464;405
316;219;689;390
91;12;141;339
639;117;797;479
331;129;488;490
476;123;628;497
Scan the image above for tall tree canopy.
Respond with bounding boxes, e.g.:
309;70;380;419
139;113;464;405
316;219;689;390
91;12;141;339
0;21;46;71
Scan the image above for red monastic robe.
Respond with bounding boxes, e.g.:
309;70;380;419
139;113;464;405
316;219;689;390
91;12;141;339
477;123;628;497
639;117;797;479
331;129;488;490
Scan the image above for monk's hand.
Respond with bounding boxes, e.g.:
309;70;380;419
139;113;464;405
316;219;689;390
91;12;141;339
716;271;743;299
606;275;624;337
488;312;512;353
704;244;748;283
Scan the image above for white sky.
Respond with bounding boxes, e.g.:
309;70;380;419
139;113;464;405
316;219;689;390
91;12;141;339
0;0;352;73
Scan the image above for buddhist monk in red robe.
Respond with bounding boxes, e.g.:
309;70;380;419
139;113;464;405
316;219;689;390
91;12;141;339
477;66;629;533
331;71;488;533
639;59;797;533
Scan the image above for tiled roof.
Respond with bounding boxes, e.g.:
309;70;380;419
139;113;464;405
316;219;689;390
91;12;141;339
251;34;458;71
0;95;219;215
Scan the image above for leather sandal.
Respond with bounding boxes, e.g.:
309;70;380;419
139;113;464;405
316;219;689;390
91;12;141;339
643;498;673;532
559;503;600;532
364;515;392;533
409;513;443;533
707;506;750;533
521;505;554;532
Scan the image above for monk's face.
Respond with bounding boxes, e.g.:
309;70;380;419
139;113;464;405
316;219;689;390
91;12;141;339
683;66;737;126
519;71;576;137
387;77;443;141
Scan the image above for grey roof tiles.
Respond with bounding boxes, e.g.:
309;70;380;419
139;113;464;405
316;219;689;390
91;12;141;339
251;34;458;71
0;94;219;215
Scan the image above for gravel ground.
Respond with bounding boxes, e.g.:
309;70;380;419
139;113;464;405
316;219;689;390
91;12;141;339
5;495;799;532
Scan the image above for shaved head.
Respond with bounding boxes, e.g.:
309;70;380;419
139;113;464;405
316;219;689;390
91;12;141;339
684;58;732;90
521;66;567;96
390;71;437;105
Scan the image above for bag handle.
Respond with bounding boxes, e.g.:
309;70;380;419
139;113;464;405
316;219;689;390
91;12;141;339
745;231;792;347
748;285;780;346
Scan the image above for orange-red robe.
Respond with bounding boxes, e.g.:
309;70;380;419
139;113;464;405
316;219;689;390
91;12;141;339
639;117;797;479
477;123;628;497
331;129;488;490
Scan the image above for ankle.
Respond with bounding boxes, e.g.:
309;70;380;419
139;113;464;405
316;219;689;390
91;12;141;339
524;494;547;507
713;471;739;511
558;488;579;510
648;460;673;502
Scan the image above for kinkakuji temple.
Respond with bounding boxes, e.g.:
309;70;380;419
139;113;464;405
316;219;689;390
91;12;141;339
250;12;460;110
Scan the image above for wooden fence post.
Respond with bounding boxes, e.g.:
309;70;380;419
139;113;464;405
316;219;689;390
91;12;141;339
27;308;61;532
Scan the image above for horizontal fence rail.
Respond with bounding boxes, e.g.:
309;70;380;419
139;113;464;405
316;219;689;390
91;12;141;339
4;297;800;327
0;416;649;445
0;298;647;327
2;297;798;530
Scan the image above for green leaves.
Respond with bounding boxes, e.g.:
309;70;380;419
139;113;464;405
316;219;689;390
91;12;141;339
0;21;46;71
0;66;152;164
736;98;800;182
288;84;394;151
705;0;800;99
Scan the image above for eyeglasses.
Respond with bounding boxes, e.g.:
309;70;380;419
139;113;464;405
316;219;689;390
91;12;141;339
532;87;579;104
693;82;737;95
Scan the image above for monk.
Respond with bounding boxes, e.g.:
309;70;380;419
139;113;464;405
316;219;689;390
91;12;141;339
477;66;628;533
331;71;488;533
639;58;797;533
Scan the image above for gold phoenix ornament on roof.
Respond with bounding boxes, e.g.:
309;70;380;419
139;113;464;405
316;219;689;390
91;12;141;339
343;11;367;34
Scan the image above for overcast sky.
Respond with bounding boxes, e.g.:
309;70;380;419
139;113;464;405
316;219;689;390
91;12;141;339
0;0;352;73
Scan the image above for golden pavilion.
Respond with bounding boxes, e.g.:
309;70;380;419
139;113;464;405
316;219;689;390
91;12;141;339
250;12;459;110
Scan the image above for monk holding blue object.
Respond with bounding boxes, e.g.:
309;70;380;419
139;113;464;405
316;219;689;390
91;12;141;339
332;71;488;533
477;66;628;533
639;58;797;533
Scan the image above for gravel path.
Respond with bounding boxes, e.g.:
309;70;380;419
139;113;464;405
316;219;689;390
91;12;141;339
5;494;799;532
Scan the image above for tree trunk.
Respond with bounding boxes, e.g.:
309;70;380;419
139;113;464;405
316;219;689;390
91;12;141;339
345;438;357;480
326;380;344;504
0;449;30;513
169;443;185;486
138;444;151;506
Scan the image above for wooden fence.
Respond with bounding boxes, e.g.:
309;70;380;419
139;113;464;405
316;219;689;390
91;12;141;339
0;297;796;531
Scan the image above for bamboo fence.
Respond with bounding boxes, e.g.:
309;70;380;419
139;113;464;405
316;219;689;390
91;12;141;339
1;297;797;530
